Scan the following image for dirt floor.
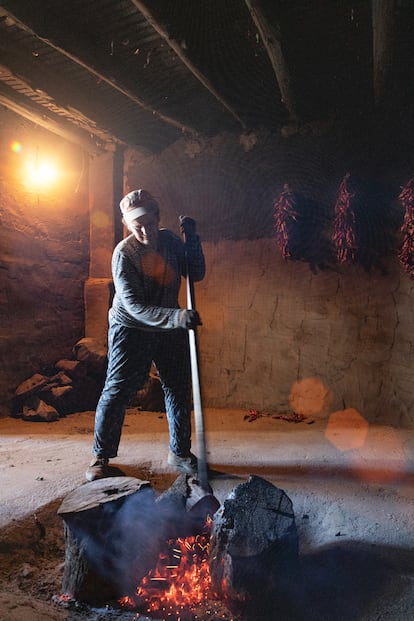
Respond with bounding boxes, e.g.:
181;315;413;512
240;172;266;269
0;407;413;621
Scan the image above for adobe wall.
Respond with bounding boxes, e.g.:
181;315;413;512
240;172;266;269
2;109;414;427
124;129;414;426
0;111;89;414
196;241;413;426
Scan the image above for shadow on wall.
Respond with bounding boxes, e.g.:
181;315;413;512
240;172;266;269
295;542;414;621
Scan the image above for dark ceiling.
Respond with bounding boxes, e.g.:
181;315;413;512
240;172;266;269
0;0;413;155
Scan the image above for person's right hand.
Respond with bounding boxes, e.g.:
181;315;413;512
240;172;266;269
179;309;202;329
179;215;197;238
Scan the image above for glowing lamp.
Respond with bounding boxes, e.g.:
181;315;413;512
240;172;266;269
25;158;59;190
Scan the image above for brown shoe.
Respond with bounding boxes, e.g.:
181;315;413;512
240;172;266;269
85;457;109;482
167;450;198;476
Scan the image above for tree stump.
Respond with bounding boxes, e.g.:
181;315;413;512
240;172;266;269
58;474;215;607
209;475;302;620
58;477;165;605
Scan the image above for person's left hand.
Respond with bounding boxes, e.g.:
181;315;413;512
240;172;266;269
179;215;197;238
179;309;202;330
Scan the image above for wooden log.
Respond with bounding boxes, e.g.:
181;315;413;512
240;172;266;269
131;0;246;130
372;0;396;108
57;475;212;607
244;0;298;122
58;477;165;605
210;475;301;619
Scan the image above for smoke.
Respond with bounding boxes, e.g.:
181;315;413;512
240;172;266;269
62;477;209;603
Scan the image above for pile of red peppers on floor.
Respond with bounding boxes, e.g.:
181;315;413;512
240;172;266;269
244;409;313;423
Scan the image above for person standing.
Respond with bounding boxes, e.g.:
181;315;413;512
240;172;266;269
86;189;205;482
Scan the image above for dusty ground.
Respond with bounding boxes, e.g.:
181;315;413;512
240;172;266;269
0;407;413;620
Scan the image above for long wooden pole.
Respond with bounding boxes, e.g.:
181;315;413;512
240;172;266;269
182;227;209;491
0;6;198;137
131;0;246;130
244;0;298;122
372;0;396;108
0;91;107;154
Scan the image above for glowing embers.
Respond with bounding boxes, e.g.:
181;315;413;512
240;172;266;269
58;476;291;620
120;522;217;619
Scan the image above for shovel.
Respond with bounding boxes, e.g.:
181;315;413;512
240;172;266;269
180;216;220;517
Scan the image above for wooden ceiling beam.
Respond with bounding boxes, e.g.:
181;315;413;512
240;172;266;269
130;0;247;130
244;0;298;122
372;0;396;108
0;63;124;152
0;89;109;154
0;6;198;138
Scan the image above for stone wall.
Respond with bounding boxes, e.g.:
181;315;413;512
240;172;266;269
0;111;89;415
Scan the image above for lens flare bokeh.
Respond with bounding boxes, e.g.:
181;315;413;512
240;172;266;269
10;140;22;153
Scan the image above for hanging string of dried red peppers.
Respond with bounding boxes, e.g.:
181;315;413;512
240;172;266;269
398;178;414;277
274;174;398;273
273;184;300;260
332;173;358;265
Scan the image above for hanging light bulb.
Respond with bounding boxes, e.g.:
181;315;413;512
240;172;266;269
27;160;58;186
24;146;60;190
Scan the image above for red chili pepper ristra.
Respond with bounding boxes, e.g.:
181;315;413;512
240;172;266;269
332;173;358;265
274;183;300;260
398;178;414;277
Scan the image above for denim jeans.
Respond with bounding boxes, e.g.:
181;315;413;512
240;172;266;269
92;317;192;459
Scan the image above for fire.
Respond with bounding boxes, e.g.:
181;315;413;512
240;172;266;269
140;533;211;606
120;520;214;618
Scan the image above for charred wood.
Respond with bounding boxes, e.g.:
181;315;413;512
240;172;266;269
58;477;160;604
210;475;302;620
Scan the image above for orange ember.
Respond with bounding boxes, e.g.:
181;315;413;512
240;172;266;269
119;522;216;618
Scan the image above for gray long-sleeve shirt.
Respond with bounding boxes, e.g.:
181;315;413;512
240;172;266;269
109;228;205;331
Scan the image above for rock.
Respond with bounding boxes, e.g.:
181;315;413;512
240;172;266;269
22;398;59;422
40;385;74;415
73;338;107;375
14;374;49;398
129;376;165;412
55;359;87;379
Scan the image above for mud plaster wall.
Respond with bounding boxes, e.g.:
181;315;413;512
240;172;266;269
0;112;89;415
124;130;414;427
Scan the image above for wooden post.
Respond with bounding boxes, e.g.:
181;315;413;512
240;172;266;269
372;0;396;108
131;0;246;130
84;146;121;348
244;0;298;122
